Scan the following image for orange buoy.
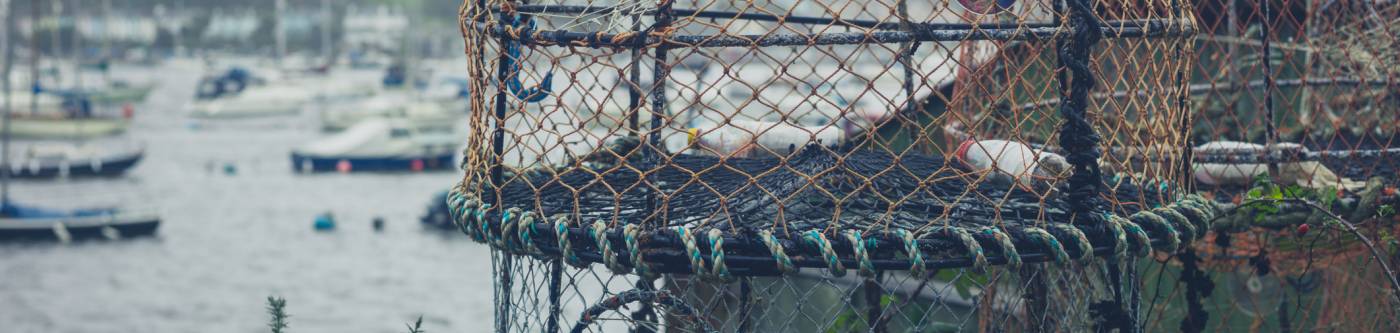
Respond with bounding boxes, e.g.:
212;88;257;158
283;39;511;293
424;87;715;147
410;159;425;172
336;160;352;173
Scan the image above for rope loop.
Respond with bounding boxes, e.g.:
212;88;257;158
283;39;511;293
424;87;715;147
517;213;539;255
675;226;707;277
591;220;629;274
844;230;876;277
498;208;520;249
803;230;846;277
894;229;928;277
1049;224;1094;263
1153;207;1196;241
1024;227;1070;265
1132;211;1180;253
707;229;732;282
623;224;652;277
981;227;1021;269
1100;213;1128;258
1108;214;1151;257
758;229;797;275
556;217;585;267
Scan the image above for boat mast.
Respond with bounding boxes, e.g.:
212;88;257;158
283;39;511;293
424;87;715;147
320;0;331;68
1;0;12;205
273;0;285;68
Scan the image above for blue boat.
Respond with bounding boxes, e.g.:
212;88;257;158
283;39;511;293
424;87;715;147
8;144;144;179
0;201;160;241
291;119;459;173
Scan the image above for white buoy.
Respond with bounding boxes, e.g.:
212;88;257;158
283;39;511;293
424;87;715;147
953;139;1070;190
1192;141;1363;190
687;119;848;157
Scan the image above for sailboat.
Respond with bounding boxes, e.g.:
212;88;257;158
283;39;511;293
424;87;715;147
0;0;158;241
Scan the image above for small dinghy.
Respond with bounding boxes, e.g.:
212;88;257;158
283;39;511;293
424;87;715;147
0;201;160;241
7;142;144;179
291;118;458;173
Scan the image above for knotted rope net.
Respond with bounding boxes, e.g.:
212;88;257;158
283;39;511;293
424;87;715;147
453;0;1208;331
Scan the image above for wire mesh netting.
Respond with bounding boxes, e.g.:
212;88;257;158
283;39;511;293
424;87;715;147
431;0;1342;331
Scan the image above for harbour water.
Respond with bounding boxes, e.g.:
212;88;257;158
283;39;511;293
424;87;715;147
0;61;495;332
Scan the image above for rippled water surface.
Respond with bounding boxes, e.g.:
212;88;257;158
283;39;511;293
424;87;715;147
0;61;494;332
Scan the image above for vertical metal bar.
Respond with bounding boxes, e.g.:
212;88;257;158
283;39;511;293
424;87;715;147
896;0;914;151
1;0;12;204
490;0;517;331
627;16;643;136
1261;0;1280;180
863;275;886;333
645;0;675;224
545;259;565;333
737;277;752;333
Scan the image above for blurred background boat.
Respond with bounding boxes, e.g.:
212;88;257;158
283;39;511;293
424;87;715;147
291;118;458;173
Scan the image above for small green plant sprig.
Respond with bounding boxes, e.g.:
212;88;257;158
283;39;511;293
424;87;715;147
267;296;290;333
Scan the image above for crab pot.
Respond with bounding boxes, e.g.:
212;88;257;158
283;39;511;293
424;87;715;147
453;0;1205;331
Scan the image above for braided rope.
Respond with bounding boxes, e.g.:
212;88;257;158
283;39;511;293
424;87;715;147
476;203;494;244
706;229;732;282
1023;227;1070;265
499;208;520;249
1131;211;1180;253
844;230;876;277
1153;207;1196;241
555;217;585;267
758;229;797;275
517;213;539;255
675;226;707;277
623;224;652;276
804;230;846;277
982;227;1021;268
1100;213;1128;258
940;227;987;272
1172;203;1211;238
1057;0;1106;213
592;220;629;274
894;229;928;277
1049;224;1094;263
1109;215;1152;257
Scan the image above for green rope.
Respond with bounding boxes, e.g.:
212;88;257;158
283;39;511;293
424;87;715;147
624;224;652;277
556;217;585;267
517;213;539;255
894;229;928;277
476;203;494;244
1153;207;1196;241
1131;211;1179;253
758;229;797;275
1109;215;1151;257
1049;224;1094;263
1101;213;1129;258
844;230;876;277
500;208;521;249
804;230;846;277
675;226;707;277
592;220;629;274
706;229;732;282
982;227;1021;269
1024;227;1070;265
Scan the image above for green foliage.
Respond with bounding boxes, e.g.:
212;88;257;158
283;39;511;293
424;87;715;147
1243;174;1338;223
1378;205;1396;219
267;296;290;333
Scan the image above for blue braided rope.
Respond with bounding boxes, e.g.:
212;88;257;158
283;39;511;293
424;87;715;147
844;230;875;277
623;225;652;277
555;217;584;267
475;203;494;243
803;230;846;277
1153;207;1196;242
1132;211;1179;253
981;227;1021;268
591;220;629;274
501;14;552;103
893;229;927;277
675;227;706;278
758;230;796;275
1049;224;1094;263
707;229;732;282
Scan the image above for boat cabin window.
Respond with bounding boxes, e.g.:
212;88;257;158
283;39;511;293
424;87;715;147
390;128;412;138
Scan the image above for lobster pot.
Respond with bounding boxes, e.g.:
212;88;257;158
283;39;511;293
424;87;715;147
454;0;1205;331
